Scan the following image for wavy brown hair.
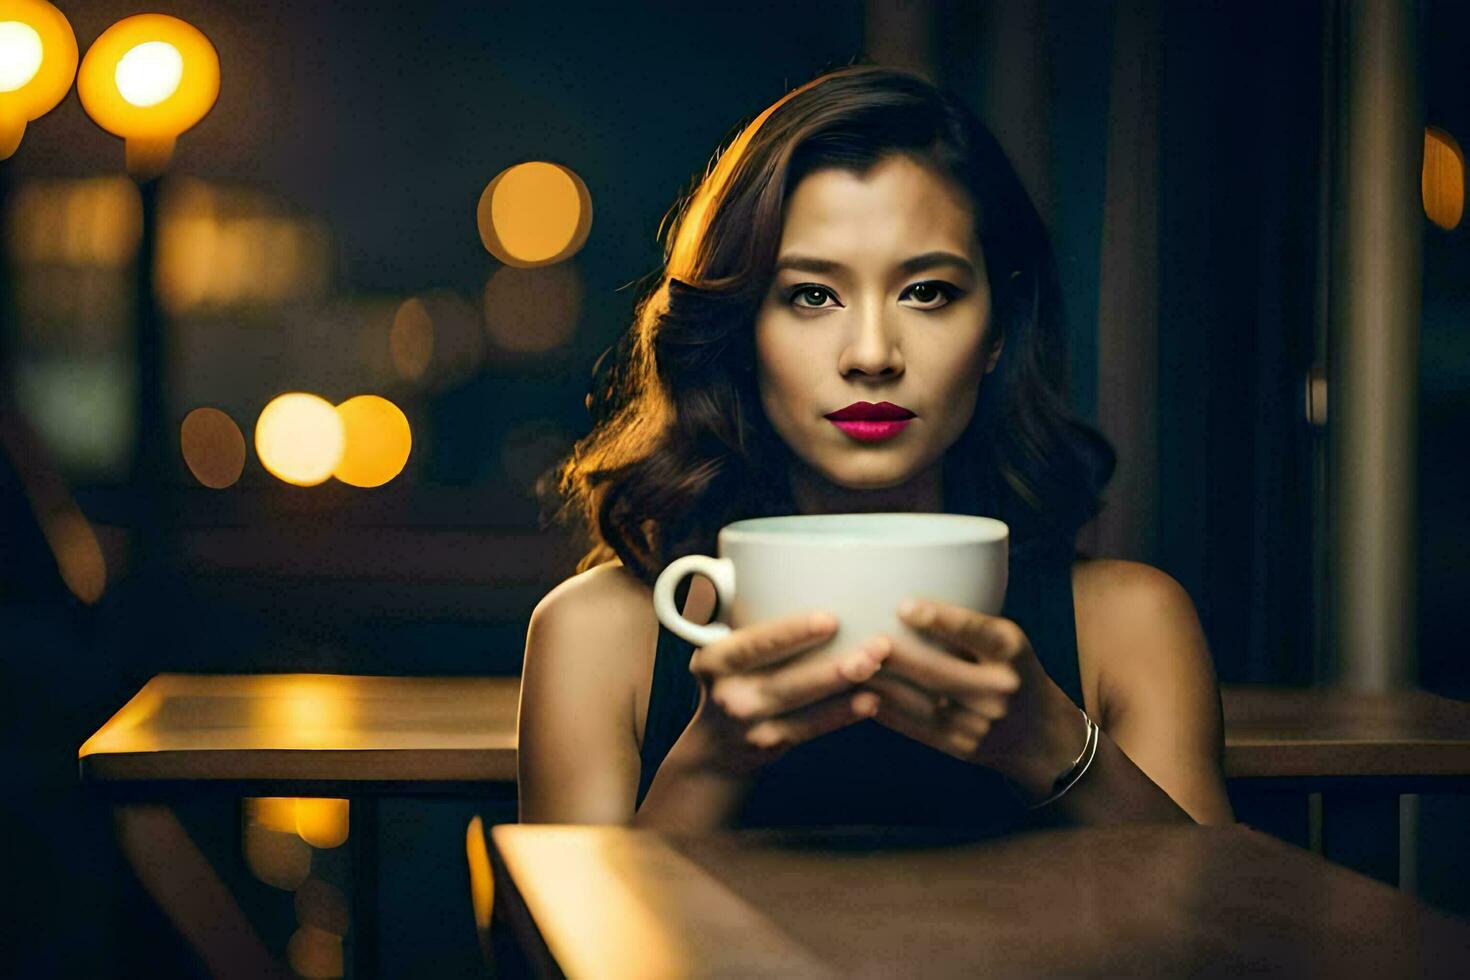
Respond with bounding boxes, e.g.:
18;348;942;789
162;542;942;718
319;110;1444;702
538;62;1116;588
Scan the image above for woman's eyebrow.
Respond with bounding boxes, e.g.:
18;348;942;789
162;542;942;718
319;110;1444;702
774;250;976;277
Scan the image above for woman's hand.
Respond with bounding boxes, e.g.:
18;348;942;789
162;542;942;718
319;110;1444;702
856;598;1085;789
684;611;890;779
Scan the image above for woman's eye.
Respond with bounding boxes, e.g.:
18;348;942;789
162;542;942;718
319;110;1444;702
904;281;961;308
785;281;962;311
789;285;834;309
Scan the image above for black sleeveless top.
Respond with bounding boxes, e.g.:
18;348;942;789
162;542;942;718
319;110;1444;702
635;532;1085;831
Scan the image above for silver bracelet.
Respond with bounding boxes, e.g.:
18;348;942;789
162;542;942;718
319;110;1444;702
1018;708;1100;810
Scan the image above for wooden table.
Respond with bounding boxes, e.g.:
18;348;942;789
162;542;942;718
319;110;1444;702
79;673;521;978
488;821;1470;978
78;676;1470;972
1221;685;1470;885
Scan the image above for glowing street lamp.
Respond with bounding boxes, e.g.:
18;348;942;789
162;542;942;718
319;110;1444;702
0;0;78;160
77;13;218;178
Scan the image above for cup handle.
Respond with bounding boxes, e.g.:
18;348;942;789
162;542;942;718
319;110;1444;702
652;555;735;648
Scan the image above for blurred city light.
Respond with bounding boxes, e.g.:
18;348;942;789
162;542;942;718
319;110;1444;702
1424;126;1464;231
477;160;592;267
483;262;583;354
388;297;434;381
332;395;411;488
418;288;483;389
0;22;43;90
12;357;133;479
254;393;345;487
179;406;246;489
114;40;182;107
0;1;77;159
5;176;143;268
293;798;349;849
156;178;332;313
77;13;219;177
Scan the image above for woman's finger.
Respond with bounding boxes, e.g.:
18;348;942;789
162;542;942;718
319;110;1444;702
859;674;995;739
898;599;1027;664
691;610;837;679
872;631;1020;701
714;640;888;723
743;689;881;750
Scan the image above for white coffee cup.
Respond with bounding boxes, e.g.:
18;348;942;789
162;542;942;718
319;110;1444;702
652;513;1008;658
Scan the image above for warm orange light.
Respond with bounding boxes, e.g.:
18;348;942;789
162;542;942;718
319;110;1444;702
1424;126;1465;231
248;676;356;750
254;393;345;487
332;395;411;488
77;14;219;177
483;263;583;354
477;161;593;267
249;797;299;834
0;1;78;159
180;406;245;489
294;798;349;849
465;816;494;933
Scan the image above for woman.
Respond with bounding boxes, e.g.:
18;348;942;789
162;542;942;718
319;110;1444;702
519;63;1234;831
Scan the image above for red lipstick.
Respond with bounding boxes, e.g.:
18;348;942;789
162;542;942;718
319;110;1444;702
823;401;916;442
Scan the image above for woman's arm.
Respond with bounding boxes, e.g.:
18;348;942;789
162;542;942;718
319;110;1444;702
1005;560;1234;825
862;560;1235;826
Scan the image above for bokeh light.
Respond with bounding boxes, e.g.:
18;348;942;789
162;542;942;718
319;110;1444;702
179;406;245;489
0;22;44;91
254;393;345;487
0;1;78;160
286;924;343;978
294;798;349;849
115;40;183;107
1424;126;1464;231
41;508;106;604
477;161;593;267
332;395;411;488
77;13;219;176
155;179;332;314
388;297;434;381
413;288;483;389
482;263;583;354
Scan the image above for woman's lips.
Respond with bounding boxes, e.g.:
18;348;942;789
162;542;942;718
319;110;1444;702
829;419;913;442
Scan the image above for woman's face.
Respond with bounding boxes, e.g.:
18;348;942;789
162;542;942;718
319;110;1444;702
754;153;1000;500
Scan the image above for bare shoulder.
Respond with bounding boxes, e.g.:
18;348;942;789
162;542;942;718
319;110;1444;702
535;558;654;630
1070;559;1210;723
1072;558;1195;616
519;559;659;824
530;559;660;690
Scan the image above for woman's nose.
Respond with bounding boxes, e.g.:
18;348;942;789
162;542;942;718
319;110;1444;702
838;306;904;378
